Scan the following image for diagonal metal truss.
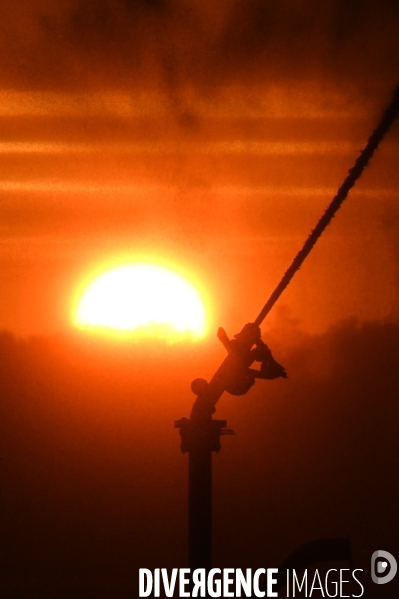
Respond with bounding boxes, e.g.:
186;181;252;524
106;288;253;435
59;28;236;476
254;84;399;327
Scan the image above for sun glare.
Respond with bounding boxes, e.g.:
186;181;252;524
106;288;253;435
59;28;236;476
74;264;207;339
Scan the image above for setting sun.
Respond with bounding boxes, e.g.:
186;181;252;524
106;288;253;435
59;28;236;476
74;264;206;339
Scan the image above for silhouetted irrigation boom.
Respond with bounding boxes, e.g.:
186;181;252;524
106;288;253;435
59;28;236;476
176;83;399;575
254;83;399;327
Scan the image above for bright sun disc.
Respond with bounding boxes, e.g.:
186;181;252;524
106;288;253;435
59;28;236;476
74;264;206;339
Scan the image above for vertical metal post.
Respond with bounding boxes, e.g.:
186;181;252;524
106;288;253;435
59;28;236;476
188;437;212;571
175;417;231;572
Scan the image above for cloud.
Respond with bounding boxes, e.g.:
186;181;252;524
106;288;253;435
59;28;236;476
0;0;398;100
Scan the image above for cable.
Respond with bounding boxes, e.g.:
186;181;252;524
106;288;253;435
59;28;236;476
254;84;399;327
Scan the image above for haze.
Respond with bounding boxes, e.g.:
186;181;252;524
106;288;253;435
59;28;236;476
0;2;398;598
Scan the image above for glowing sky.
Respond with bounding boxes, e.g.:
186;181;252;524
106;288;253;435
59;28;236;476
1;5;399;596
0;1;398;335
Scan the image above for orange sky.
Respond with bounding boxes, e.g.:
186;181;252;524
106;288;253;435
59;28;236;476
0;1;399;337
1;4;399;596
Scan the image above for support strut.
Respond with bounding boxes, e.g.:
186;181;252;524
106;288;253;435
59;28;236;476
175;417;234;570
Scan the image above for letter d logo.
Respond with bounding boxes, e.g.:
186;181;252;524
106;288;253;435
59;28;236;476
371;550;397;584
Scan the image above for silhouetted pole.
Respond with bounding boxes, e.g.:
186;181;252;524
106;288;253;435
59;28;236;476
189;442;212;571
176;415;231;571
175;336;254;571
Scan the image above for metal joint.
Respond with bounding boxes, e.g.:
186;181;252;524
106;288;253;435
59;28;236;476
175;417;233;454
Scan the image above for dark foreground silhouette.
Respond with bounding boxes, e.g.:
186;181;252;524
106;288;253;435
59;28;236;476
0;319;398;598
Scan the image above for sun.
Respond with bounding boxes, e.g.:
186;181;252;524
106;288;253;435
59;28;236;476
74;264;207;339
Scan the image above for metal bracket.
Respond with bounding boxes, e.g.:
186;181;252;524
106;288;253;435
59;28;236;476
175;417;234;454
